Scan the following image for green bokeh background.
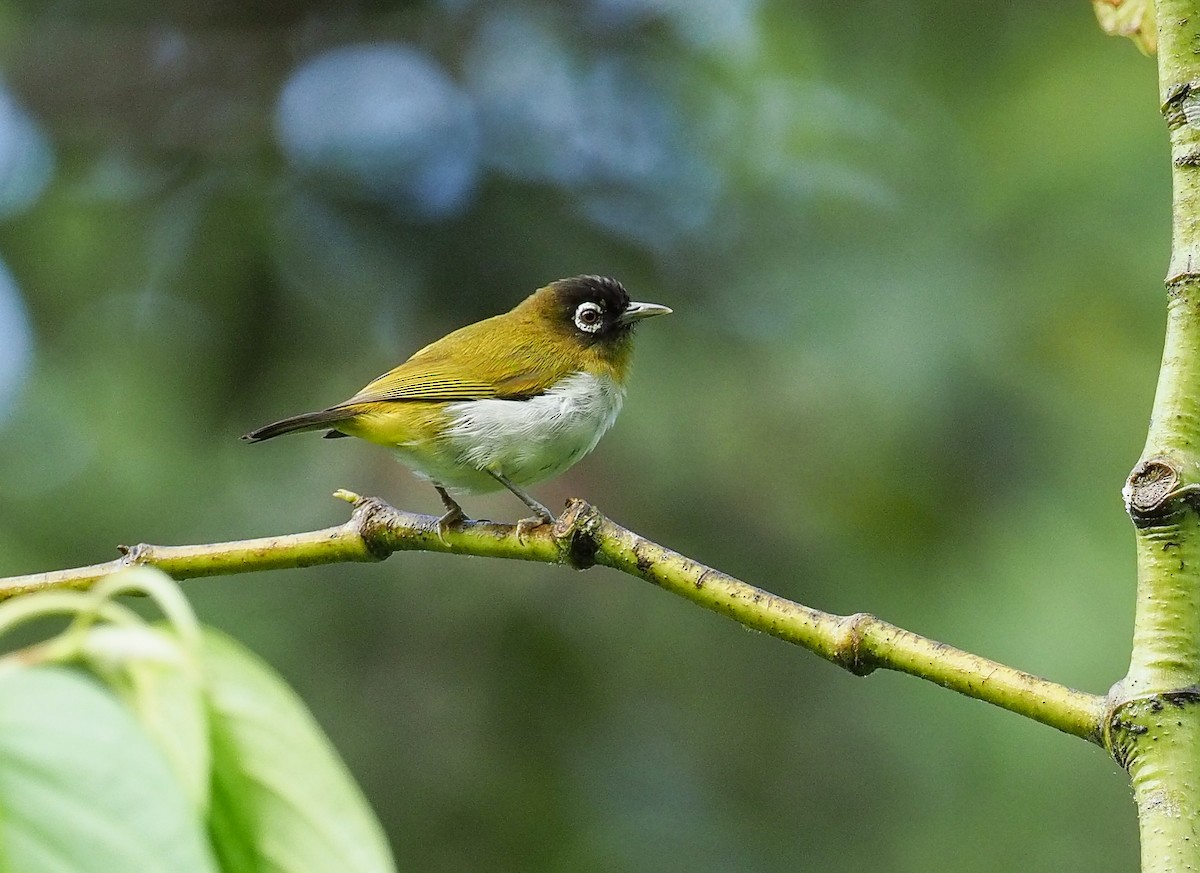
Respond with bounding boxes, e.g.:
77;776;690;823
0;2;1162;870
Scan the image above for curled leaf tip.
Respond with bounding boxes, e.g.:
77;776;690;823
1093;0;1157;55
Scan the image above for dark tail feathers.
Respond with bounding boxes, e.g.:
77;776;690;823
241;408;354;443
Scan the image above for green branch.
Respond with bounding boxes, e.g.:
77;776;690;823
1106;2;1200;871
0;490;1105;743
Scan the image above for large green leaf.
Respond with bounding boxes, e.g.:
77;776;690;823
0;666;218;873
201;629;396;873
81;623;210;813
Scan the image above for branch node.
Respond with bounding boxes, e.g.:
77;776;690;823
832;612;878;676
553;499;603;570
1105;690;1200;769
119;543;151;565
1162;81;1198;128
349;495;400;562
1124;457;1186;523
1165;270;1200;292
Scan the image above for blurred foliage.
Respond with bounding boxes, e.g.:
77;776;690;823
0;1;1165;870
0;666;219;873
0;569;393;873
1094;0;1156;54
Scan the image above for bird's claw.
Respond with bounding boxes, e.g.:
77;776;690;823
436;506;466;544
515;512;554;543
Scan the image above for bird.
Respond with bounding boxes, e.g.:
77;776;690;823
242;275;671;535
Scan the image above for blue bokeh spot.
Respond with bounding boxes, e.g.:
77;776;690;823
276;44;481;220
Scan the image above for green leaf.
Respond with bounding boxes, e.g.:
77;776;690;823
82;623;211;812
0;666;217;873
201;629;396;873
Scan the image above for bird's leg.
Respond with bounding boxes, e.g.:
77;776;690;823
488;471;554;540
488;471;554;520
433;484;466;541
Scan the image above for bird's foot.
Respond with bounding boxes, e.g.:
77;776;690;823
515;510;554;544
433;484;468;544
485;471;555;542
436;506;466;544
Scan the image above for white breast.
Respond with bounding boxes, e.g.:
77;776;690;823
440;371;625;491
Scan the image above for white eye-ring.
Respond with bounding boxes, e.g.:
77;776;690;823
574;301;604;333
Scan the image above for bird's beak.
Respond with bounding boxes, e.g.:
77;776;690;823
618;301;673;324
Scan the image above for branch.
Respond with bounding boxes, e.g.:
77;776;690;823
0;491;1106;743
1107;3;1200;869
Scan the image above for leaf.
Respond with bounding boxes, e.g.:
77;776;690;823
0;666;217;873
200;629;396;873
1093;0;1156;55
81;623;211;813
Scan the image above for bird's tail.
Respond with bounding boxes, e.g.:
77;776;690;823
241;408;356;442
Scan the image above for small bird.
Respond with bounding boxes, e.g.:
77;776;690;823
243;275;670;533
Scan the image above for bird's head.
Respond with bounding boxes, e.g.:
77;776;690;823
529;275;671;347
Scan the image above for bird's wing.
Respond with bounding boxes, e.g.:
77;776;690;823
342;368;500;403
334;320;571;406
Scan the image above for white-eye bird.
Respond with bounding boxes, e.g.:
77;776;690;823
243;275;671;532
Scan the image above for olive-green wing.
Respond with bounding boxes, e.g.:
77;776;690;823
333;320;571;407
341;369;499;403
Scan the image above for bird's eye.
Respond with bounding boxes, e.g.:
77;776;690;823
574;301;604;333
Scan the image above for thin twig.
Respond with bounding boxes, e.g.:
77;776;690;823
0;491;1106;743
